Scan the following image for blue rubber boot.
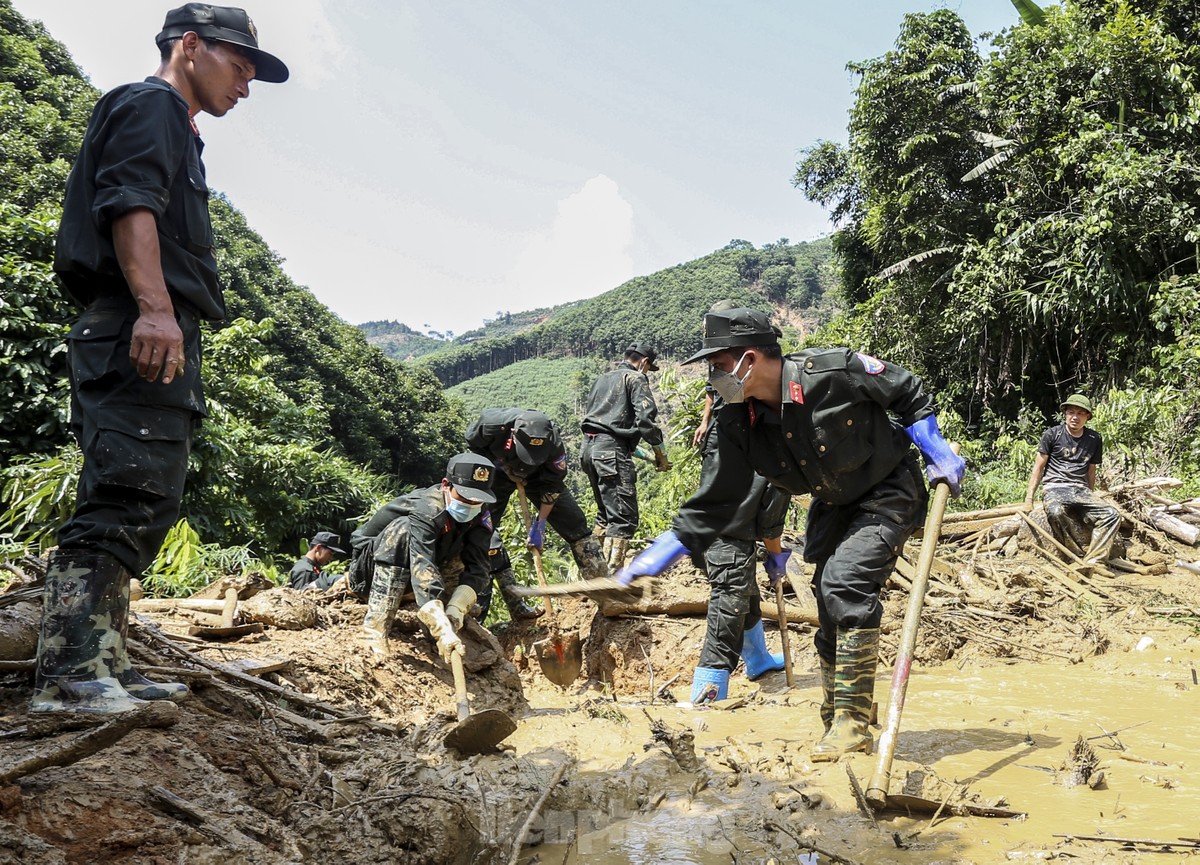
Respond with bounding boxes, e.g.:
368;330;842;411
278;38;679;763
741;621;785;680
690;667;730;705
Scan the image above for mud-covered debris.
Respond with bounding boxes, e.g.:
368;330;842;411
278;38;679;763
241;587;320;630
1059;734;1101;788
645;712;702;772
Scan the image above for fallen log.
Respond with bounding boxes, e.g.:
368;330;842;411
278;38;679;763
133;598;227;613
1053;833;1200;851
1146;509;1200;546
601;596;819;626
941;504;1027;524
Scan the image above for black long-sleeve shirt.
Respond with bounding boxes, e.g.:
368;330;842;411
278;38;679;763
581;362;664;447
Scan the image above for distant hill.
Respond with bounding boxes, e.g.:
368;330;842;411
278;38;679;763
447;355;608;434
358;320;450;362
418;237;838;388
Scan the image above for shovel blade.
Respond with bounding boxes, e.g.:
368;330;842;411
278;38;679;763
532;630;583;687
444;708;517;755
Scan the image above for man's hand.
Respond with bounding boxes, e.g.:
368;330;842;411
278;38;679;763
527;517;546;550
130;310;185;383
692;421;709;447
652;444;672;473
764;549;792;587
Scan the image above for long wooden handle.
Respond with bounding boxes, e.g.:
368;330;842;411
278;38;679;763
865;444;958;809
450;651;470;723
516;483;557;618
774;580;794;688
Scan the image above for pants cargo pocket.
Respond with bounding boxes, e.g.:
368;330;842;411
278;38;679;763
93;407;192;499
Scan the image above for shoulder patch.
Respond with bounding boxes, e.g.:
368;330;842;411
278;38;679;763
789;380;804;404
481;510;493;531
856;352;885;374
552;453;568;471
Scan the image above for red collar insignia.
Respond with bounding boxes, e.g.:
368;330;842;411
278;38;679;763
789;381;804;403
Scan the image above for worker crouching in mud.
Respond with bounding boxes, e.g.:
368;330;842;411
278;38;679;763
616;308;965;761
356;454;498;661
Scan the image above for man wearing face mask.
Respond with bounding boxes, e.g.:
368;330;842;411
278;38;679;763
616;308;965;761
466;408;606;587
356;453;498;659
581;342;671;568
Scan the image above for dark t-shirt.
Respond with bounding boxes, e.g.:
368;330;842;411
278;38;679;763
55;78;224;321
1039;424;1103;486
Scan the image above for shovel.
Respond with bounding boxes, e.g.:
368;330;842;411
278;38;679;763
443;650;516;755
864;445;957;812
516;485;583;688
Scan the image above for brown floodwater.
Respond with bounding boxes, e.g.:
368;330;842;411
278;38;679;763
513;637;1200;864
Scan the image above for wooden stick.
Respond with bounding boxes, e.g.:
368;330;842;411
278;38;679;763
941;504;1027;523
1052;833;1200;850
1019;512;1090;568
221;588;238;628
0;702;178;784
0;659;35;671
507;759;573;865
866;444;956;810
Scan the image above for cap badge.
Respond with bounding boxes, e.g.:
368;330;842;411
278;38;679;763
528;437;544;446
246;16;258;41
473;466;491;482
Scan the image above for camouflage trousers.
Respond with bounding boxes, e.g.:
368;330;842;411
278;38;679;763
1043;484;1120;562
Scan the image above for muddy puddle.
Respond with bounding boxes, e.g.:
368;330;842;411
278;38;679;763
513;639;1200;864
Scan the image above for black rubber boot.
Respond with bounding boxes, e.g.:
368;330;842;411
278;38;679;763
496;569;543;621
31;549;147;715
110;568;190;702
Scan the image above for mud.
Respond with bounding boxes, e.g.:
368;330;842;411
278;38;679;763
2;529;1200;864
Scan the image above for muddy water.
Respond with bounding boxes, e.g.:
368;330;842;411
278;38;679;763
513;639;1200;864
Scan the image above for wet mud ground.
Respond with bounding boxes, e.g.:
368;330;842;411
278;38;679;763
1;539;1199;864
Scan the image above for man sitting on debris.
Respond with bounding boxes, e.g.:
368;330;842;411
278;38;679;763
288;532;346;591
466;407;607;582
614;307;964;761
357;453;498;659
1024;393;1120;565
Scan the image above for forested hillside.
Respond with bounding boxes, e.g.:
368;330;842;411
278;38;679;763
0;1;461;556
421;237;838;387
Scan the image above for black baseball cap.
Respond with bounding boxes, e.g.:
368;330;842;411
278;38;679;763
157;4;289;83
311;531;345;555
512;410;555;464
625;342;660;371
683;307;780;365
446;453;497;504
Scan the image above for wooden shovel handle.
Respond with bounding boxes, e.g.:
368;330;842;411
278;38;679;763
774;579;794;688
450;650;470;723
865;443;958;809
516;483;557;618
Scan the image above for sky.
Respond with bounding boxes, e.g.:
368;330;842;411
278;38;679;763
15;1;1021;334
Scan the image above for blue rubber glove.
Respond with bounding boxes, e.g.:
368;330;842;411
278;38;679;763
615;530;689;586
764;549;791;587
527;517;546;549
905;415;965;497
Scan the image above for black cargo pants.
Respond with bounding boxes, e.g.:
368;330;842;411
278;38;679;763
806;454;928;663
580;432;639;538
56;297;204;576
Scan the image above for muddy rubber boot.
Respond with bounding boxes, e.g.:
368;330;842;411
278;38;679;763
811;627;879;762
30;549;147;715
819;656;836;733
607;538;629;572
361;565;403;657
741;620;785;680
109;567;189;702
570;537;610;582
690;667;730;705
497;569;543;621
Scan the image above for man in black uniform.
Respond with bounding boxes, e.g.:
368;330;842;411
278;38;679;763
581;342;671;568
288;532;346;591
1024;393;1119;564
466;408;606;586
618;308;964;760
357;453;498;659
34;4;288;716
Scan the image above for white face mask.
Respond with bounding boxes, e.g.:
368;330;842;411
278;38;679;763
708;351;752;404
445;493;482;523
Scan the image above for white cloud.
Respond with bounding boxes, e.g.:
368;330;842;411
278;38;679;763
509;175;634;308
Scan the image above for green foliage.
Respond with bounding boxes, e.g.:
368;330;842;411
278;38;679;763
0;445;81;551
795;0;1200;460
0;204;69;462
143;519;280;598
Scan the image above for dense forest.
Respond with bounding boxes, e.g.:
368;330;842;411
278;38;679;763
3;0;1199;587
